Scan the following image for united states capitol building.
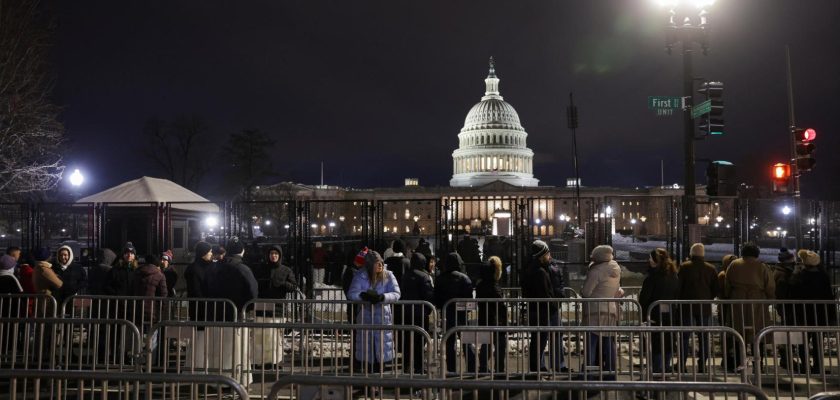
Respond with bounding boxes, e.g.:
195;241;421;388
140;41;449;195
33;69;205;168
256;59;693;240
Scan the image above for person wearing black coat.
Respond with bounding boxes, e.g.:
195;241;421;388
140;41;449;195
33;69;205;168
400;252;435;373
88;248;116;295
184;241;213;321
787;250;835;374
264;245;297;299
434;252;475;373
522;240;563;373
105;244;138;298
638;248;681;373
204;239;258;321
475;256;507;373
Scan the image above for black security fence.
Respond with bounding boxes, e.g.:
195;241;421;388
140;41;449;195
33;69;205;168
2;196;838;292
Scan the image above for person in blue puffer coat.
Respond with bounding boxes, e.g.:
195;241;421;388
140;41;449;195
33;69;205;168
347;250;401;371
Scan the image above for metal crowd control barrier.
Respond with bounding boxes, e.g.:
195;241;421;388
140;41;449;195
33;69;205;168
62;295;240;329
146;320;433;399
0;369;249;400
647;299;840;367
442;297;643;331
755;326;840;400
439;325;748;383
0;318;143;371
0;293;57;318
268;375;769;400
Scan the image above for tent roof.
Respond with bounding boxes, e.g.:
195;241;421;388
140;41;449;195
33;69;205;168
77;176;218;213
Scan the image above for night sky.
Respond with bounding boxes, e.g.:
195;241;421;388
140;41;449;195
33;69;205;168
50;1;840;199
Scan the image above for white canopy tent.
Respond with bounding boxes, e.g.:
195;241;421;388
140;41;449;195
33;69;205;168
77;176;218;213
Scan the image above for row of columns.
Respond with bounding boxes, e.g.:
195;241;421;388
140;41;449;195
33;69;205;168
453;154;532;174
460;132;524;147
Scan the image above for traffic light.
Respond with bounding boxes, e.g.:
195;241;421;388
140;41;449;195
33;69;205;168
706;160;737;196
697;81;724;135
792;127;816;171
771;162;791;194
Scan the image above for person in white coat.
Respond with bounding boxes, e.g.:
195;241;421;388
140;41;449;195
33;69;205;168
581;245;623;372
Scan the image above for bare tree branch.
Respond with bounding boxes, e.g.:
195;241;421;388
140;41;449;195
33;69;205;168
0;0;65;199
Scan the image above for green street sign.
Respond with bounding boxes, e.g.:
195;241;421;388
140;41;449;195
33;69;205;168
692;99;712;119
648;96;683;110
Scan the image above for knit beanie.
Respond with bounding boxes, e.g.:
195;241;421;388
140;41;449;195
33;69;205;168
798;249;820;267
364;250;383;270
777;248;794;263
33;247;51;262
123;242;136;255
591;245;614;263
226;237;244;255
0;255;16;270
354;247;369;267
194;241;212;257
690;243;705;258
531;240;550;259
161;250;174;263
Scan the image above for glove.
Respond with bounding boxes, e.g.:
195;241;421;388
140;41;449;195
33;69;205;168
373;294;385;304
359;292;373;302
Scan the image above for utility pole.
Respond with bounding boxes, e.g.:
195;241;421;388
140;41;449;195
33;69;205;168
567;93;582;227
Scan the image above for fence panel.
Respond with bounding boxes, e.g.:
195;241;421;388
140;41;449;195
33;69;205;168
755;326;840;400
147;320;432;399
0;370;249;400
267;368;769;400
0;317;142;371
603;196;678;262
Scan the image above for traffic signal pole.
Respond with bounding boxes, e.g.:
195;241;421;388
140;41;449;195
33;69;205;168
785;45;802;250
682;35;696;254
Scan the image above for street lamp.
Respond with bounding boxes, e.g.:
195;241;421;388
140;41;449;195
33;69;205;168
69;169;84;187
781;205;792;216
655;0;716;258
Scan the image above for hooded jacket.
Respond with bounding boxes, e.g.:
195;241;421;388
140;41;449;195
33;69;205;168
400;253;435;327
254;245;297;299
523;257;558;325
53;245;88;303
88;248;116;295
475;260;506;327
434;253;473;327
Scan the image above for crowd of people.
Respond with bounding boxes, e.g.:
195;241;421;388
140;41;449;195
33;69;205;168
0;236;835;379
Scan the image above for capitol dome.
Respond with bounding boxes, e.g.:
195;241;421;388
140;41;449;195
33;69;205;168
450;58;539;187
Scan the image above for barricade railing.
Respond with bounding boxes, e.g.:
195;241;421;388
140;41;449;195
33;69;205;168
0;369;249;400
0;293;57;318
439;325;748;384
241;298;439;339
62;295;240;330
755;326;840;400
441;297;643;333
146;320;433;399
268;374;769;400
0;317;143;371
500;287;522;298
312;286;344;301
647;299;840;344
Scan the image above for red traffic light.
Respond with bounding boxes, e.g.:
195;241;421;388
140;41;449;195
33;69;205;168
793;127;817;142
772;163;790;180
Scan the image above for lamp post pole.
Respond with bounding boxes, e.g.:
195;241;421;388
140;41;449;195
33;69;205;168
664;5;710;258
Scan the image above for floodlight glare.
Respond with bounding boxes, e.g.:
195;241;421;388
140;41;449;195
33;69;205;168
69;169;84;187
204;216;218;228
